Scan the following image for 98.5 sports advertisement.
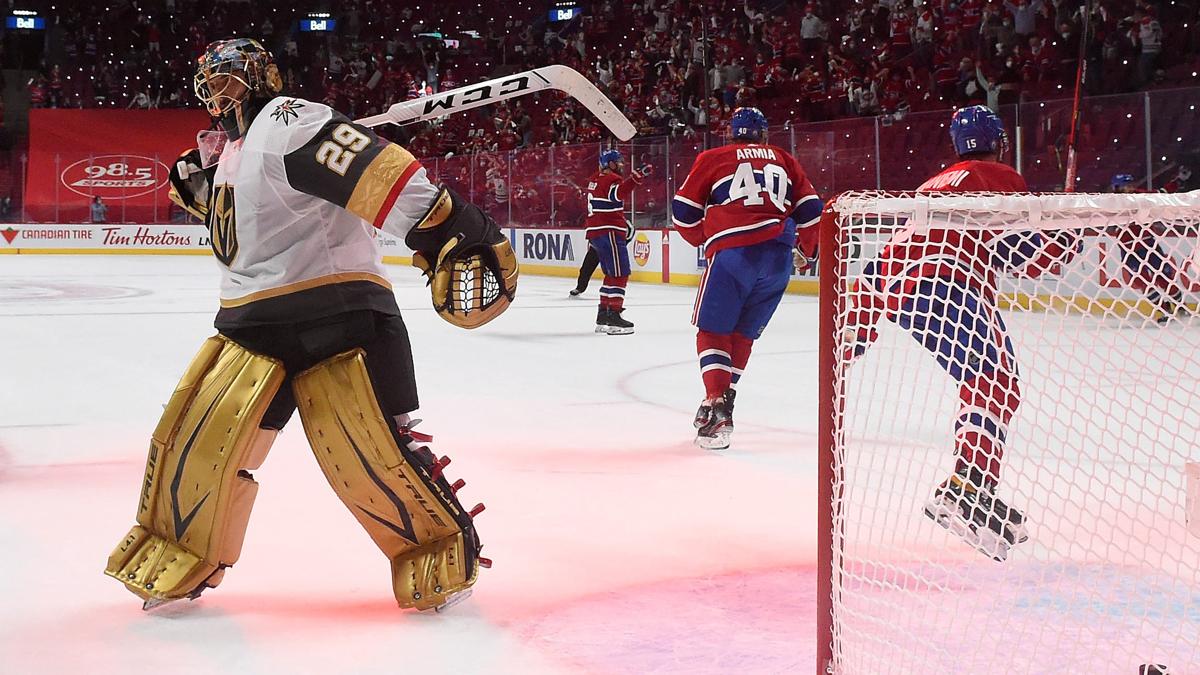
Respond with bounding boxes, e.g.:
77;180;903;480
25;109;210;223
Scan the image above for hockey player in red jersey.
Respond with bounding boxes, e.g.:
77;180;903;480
844;105;1078;561
672;107;823;449
1111;173;1187;323
584;149;648;334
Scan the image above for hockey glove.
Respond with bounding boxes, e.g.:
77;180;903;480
793;247;818;274
167;148;214;220
406;188;518;329
842;325;879;364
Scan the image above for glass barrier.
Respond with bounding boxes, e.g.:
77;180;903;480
13;87;1200;225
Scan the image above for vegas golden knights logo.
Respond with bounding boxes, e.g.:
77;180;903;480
207;184;238;266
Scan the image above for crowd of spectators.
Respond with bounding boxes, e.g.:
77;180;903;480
19;0;1200;156
3;0;1196;225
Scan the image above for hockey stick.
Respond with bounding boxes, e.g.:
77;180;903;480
355;65;637;141
1063;0;1093;192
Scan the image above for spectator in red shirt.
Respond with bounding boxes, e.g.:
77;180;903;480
891;6;915;59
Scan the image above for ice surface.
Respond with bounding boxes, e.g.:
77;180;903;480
0;256;817;675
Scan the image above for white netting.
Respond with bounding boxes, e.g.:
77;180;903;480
827;191;1200;674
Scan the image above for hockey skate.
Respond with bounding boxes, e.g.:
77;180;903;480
141;585;207;612
1155;300;1187;324
923;467;1029;562
430;588;473;613
569;288;584;297
695;389;735;450
595;308;634;335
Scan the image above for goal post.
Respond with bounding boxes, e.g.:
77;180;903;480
818;191;1200;674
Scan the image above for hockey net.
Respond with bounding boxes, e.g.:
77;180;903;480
817;191;1200;674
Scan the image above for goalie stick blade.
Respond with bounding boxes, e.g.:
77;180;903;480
534;65;638;141
356;65;637;141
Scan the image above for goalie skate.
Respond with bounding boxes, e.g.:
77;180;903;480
141;586;205;612
430;589;473;614
923;469;1029;562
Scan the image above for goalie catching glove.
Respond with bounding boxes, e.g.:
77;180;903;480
167;148;215;220
405;188;518;329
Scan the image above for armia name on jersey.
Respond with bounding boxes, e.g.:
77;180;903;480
735;147;777;161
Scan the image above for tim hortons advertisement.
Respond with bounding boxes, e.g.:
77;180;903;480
26;109;211;223
0;224;210;252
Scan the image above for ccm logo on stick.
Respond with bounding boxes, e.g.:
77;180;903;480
423;76;533;115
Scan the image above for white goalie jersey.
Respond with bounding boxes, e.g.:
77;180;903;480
206;96;442;329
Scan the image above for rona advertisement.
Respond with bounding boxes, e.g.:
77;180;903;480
25;109;210;223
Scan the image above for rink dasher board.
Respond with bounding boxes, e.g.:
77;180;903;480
0;223;821;295
4;224;1198;307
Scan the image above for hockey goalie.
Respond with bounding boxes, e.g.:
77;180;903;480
104;38;517;611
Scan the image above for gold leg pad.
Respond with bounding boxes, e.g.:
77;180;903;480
391;531;476;611
293;349;479;610
105;525;211;603
105;336;285;604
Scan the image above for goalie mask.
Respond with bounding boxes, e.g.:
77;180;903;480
194;38;283;141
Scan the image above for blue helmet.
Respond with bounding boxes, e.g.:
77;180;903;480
729;107;768;141
1111;173;1135;190
599;149;623;168
949;105;1008;158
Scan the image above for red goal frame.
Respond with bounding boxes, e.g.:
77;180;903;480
816;209;838;674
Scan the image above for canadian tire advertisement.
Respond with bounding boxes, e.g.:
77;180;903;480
25;109;210;223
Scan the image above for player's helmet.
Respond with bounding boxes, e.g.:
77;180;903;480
599;149;623;169
949;105;1008;159
1111;173;1136;191
194;38;283;140
729;107;768;142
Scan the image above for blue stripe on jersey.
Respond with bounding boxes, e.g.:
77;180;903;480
699;353;733;368
956;411;1008;442
671;197;703;226
589;184;624;212
708;169;796;208
590;199;623;212
706;219;781;248
790;195;823;227
708;174;740;206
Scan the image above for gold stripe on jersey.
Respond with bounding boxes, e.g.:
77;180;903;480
345;144;418;226
219;272;393;308
412;188;453;232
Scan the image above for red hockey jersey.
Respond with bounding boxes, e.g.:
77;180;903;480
851;160;1075;331
584;170;641;239
671;143;821;256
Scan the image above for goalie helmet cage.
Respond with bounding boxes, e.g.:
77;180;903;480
816;191;1200;674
